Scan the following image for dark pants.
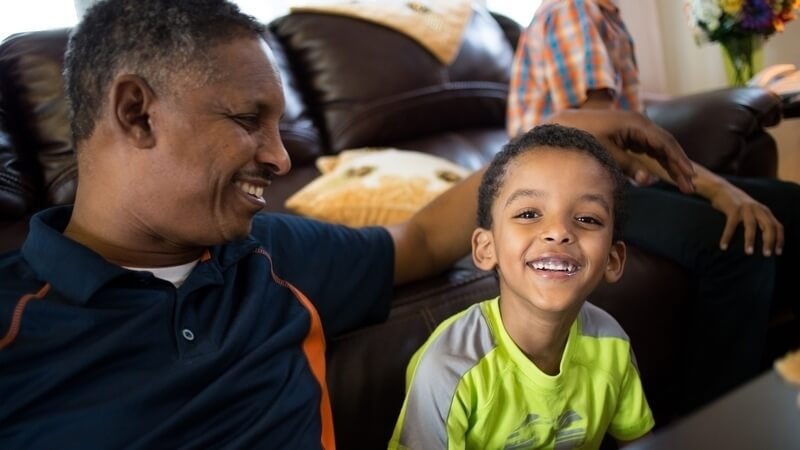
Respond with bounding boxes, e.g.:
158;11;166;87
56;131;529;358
623;176;799;413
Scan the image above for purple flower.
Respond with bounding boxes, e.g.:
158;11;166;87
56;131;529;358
741;0;775;32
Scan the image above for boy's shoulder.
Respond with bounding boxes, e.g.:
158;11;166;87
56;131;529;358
413;299;499;375
576;302;630;342
572;303;637;376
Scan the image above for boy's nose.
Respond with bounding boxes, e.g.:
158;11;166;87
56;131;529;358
541;219;574;244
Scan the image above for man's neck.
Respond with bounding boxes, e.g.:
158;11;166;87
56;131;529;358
64;200;206;268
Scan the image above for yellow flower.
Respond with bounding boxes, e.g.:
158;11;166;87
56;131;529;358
720;0;744;15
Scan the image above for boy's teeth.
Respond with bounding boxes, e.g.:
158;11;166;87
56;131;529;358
531;261;577;272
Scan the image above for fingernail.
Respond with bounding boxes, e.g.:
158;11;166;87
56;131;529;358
746;246;754;255
720;243;728;251
776;247;783;256
764;249;771;257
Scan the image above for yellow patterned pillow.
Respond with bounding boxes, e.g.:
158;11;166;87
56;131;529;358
285;148;472;226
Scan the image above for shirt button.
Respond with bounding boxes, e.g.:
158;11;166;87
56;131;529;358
181;329;195;341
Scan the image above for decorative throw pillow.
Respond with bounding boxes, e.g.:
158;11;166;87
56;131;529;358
285;148;472;227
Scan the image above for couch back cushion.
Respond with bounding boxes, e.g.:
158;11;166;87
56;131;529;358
0;28;324;218
262;30;325;166
0;83;37;219
0;29;76;215
270;6;514;152
645;87;780;177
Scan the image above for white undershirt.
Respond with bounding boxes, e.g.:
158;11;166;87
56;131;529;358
123;259;199;288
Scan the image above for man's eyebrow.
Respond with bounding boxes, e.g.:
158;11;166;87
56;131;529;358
579;193;612;214
505;189;544;207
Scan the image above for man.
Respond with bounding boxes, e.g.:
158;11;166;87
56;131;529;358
0;0;693;448
508;0;800;412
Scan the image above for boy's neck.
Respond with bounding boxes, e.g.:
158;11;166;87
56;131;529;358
499;297;582;376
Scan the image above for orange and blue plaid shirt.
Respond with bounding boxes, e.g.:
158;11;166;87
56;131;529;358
507;0;641;137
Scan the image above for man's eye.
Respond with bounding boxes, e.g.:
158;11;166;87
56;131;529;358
576;216;603;226
232;115;259;131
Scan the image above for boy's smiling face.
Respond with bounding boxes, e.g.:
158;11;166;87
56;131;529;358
472;147;626;316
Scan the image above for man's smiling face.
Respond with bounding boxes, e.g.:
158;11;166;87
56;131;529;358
132;36;291;246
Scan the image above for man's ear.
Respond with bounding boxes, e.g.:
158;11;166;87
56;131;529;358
472;228;497;272
110;74;157;148
604;240;626;283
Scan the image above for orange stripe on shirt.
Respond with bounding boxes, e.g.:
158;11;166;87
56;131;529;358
0;283;51;350
254;248;336;450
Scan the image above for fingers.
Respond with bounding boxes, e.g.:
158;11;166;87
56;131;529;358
617;113;696;193
740;207;757;255
775;216;785;256
755;208;784;257
719;204;785;257
616;153;659;186
719;215;738;252
546;110;694;190
633;169;658;186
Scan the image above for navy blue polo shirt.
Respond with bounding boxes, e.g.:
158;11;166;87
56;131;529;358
0;206;394;449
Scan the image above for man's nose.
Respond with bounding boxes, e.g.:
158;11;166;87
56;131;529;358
255;128;292;176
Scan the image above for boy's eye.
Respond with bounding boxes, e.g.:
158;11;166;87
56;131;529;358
576;216;603;226
514;210;541;220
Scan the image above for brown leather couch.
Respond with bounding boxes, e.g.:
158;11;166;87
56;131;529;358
0;9;785;450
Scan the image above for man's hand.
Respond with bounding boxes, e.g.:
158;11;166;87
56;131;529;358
705;176;784;256
545;109;696;193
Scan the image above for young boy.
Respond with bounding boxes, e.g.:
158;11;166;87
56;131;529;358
389;124;654;449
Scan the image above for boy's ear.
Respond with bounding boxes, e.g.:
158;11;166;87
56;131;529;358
110;74;157;148
472;228;497;271
604;240;626;283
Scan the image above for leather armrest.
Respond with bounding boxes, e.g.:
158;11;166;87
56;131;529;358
0;92;37;219
645;87;781;176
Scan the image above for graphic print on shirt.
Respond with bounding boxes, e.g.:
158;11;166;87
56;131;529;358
503;409;585;450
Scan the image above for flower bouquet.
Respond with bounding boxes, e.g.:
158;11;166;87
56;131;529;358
685;0;800;85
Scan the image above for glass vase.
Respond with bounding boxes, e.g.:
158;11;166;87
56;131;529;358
719;34;764;86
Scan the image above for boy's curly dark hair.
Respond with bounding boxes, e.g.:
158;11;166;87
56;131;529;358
477;124;628;241
64;0;264;144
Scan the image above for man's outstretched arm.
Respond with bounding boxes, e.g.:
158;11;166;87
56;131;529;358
387;110;695;285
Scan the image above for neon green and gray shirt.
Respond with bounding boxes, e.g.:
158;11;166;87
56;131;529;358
389;297;654;450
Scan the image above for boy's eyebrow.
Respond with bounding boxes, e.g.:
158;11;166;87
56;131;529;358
579;193;612;214
505;189;612;214
505;189;544;207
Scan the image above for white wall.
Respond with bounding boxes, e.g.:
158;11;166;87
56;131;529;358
618;0;668;97
622;0;800;96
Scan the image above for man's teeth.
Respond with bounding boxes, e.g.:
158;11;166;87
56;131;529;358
234;181;264;199
531;261;578;272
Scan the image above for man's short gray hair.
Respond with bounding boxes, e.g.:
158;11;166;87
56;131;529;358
64;0;265;143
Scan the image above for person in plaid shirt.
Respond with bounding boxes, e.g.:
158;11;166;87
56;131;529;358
507;0;800;416
507;0;639;135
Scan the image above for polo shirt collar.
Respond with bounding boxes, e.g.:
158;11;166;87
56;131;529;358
22;206;128;304
210;230;259;272
22;206;263;304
